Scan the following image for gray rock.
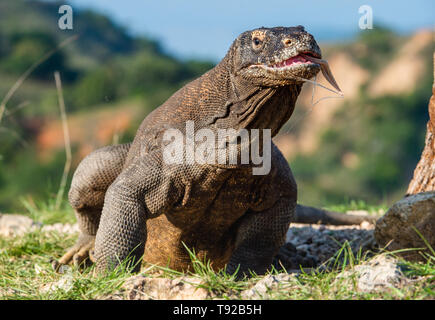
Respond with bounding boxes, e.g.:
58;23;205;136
375;192;435;261
40;271;75;294
0;213;79;237
0;213;41;237
354;255;405;293
335;255;406;293
109;275;211;300
241;273;296;299
40;223;79;234
284;223;377;267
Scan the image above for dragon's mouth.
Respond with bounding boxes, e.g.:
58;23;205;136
267;52;319;69
255;51;342;94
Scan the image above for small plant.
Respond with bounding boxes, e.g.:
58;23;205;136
159;243;251;297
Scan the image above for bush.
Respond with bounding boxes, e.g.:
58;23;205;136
353;25;398;71
0;31;70;80
72;65;121;108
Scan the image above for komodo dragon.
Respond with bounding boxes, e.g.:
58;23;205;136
54;26;371;276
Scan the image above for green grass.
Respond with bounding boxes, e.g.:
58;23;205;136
323;199;389;215
20;197;76;225
0;202;433;300
147;240;434;300
1;230;432;300
0;230;135;299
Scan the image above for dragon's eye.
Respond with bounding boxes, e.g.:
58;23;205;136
252;37;262;48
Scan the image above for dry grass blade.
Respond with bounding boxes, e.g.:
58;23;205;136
54;71;72;210
3;101;30;118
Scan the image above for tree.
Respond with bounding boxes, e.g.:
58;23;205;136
407;53;435;194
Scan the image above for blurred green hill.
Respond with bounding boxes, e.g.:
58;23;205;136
0;0;214;211
0;0;433;212
275;27;434;206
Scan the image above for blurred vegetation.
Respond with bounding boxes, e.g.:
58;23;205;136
0;31;75;81
352;25;400;71
0;0;214;211
0;1;433;212
293;26;434;206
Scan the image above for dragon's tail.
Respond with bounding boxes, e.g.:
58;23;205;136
294;204;377;225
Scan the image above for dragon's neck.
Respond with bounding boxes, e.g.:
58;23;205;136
192;56;302;137
232;83;301;136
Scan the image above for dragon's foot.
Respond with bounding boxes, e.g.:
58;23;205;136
52;234;96;271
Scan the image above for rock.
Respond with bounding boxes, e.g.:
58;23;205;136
354;255;405;293
0;213;79;237
0;287;17;298
40;272;75;294
40;223;79;234
109;276;211;300
336;255;406;293
0;214;41;237
241;273;296;299
285;223;377;266
375;192;435;261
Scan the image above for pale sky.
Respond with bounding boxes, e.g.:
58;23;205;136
68;0;435;61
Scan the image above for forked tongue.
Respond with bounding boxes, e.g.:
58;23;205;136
300;54;343;95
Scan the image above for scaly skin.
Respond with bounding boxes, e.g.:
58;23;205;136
56;26;324;276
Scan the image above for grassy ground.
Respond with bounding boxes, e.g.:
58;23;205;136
0;200;434;300
323;199;389;215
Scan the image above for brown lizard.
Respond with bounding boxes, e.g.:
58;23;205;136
54;26;364;276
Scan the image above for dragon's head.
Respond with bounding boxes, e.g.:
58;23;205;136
229;26;330;88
